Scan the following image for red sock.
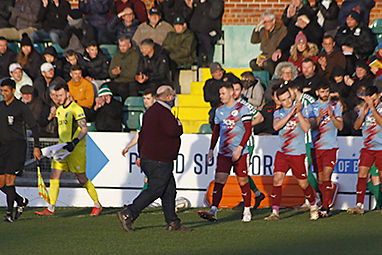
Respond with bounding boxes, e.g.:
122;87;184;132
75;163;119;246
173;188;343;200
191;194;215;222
322;181;331;210
212;183;224;207
271;186;282;207
356;177;367;204
239;183;252;207
303;185;316;204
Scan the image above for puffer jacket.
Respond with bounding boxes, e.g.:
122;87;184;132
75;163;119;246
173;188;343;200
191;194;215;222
80;49;110;80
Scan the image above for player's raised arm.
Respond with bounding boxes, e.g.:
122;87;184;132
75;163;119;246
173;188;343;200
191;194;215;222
354;103;368;130
295;102;310;133
327;105;344;131
365;95;382;128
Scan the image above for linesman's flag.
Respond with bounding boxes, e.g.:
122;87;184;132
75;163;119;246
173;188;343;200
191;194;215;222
37;166;50;203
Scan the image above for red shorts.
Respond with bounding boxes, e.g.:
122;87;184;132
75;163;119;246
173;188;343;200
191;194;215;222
359;149;382;170
274;151;307;180
311;148;338;173
216;153;248;177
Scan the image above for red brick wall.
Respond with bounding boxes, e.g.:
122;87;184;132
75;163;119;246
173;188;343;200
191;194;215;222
68;0;382;25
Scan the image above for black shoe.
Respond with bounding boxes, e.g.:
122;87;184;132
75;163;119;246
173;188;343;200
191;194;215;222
4;213;14;223
253;193;265;210
232;201;244;211
15;197;29;220
166;222;192;231
117;210;134;232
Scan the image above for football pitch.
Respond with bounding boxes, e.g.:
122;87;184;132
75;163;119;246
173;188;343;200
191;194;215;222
1;207;381;255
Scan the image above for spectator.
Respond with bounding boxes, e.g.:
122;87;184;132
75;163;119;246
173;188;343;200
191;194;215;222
337;0;375;26
62;50;82;82
9;63;33;99
93;85;123;132
135;39;171;93
335;11;377;72
240;71;265;110
250;10;287;75
33;62;66;104
0;0;14;29
67;65;95;110
59;9;96;54
43;46;64;78
203;62;237;129
288;31;319;71
317;35;347;81
368;41;382;80
0;37;16;79
189;0;224;66
113;0;148;23
16;33;44;80
162;16;197;93
294;58;324;95
20;85;43;122
132;7;174;46
266;61;298;102
154;0;193;24
79;0;113;44
329;65;350;99
38;86;59;138
30;0;71;44
313;0;340;36
273;0;322;63
0;0;41;40
108;7;140;42
80;40;110;88
253;89;278;136
108;35;140;101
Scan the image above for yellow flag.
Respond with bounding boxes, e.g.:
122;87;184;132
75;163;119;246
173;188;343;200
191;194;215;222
37;166;50;203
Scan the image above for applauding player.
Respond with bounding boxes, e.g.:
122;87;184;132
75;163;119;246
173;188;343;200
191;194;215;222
198;83;253;222
309;83;343;217
348;86;382;214
265;85;318;221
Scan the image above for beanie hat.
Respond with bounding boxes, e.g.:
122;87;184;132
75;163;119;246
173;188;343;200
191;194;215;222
20;33;32;47
98;86;113;97
209;62;223;74
295;31;307;44
69;9;83;20
43;46;58;58
348;11;361;23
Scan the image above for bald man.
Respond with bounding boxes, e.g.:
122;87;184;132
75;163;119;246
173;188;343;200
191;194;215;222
117;85;191;232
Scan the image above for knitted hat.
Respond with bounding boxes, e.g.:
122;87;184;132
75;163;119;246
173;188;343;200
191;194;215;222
210;62;223;74
295;31;307;44
69;9;82;20
43;46;58;58
98;86;113;97
20;33;32;47
348;11;361;23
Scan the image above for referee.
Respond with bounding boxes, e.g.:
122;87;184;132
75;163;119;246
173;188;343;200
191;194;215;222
0;78;41;222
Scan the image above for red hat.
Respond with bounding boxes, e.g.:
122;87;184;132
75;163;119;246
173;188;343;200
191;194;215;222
295;31;307;44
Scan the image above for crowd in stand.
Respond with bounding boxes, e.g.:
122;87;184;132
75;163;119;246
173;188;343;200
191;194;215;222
0;0;380;137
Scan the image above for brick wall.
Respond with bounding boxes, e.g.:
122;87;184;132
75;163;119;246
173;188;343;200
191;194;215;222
68;0;382;25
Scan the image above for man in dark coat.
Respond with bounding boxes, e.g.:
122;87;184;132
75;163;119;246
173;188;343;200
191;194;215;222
0;37;16;79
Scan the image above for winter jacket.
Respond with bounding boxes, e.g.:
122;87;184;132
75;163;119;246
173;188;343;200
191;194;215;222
18;50;44;81
79;0;112;28
37;0;70;31
337;0;375;26
60;19;96;49
0;49;16;78
314;0;340;33
9;0;41;30
33;76;66;104
335;24;377;60
162;29;196;67
155;0;193;24
109;46;140;83
113;0;147;23
79;50;110;80
318;50;347;81
250;20;287;58
107;16;140;40
94;99;122;132
203;72;237;108
0;0;14;28
132;20;174;46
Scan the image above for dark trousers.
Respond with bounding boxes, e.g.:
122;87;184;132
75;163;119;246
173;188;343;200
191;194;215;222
127;158;180;224
108;81;138;102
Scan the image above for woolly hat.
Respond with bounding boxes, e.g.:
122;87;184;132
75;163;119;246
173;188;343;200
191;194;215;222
98;86;113;97
348;11;361;23
20;33;32;47
69;9;82;20
295;31;307;44
43;46;58;58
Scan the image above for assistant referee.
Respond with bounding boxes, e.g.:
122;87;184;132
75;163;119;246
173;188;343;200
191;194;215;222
0;78;41;222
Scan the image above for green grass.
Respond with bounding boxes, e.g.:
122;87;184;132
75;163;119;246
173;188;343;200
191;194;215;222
1;207;382;255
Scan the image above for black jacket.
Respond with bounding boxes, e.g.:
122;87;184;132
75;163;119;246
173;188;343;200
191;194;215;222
0;0;14;28
38;102;58;138
79;50;110;80
60;19;96;49
37;0;70;31
155;0;193;24
203;72;237;108
0;49;16;79
107;16;140;41
314;0;339;33
94;99;122;132
335;24;377;60
33;76;66;105
19;50;44;81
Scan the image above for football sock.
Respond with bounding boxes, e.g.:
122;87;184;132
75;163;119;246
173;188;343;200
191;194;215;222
303;185;316;205
248;176;259;193
141;181;148;192
4;186;16;214
271;186;282;207
356;177;367;204
212;183;224;207
83;180;99;204
307;168;319;192
49;179;60;206
367;181;381;209
240;183;252;207
322;181;332;210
